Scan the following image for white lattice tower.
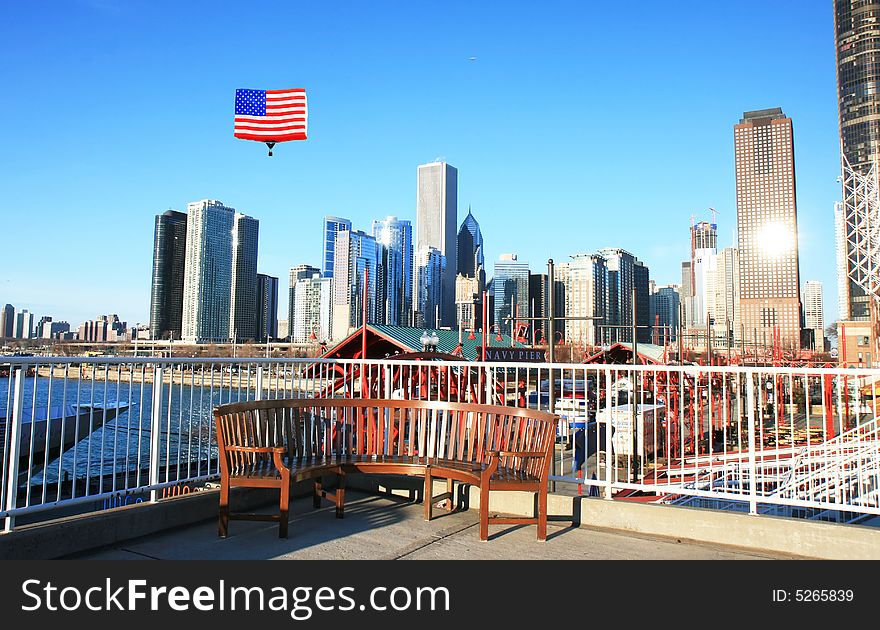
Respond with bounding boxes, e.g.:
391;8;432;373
843;156;880;302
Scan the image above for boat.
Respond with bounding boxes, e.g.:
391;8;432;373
0;402;130;474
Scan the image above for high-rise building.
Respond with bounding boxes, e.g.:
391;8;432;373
562;254;606;346
288;265;320;338
182;200;236;343
493;254;530;337
229;213;259;342
734;108;802;351
41;320;70;339
414;247;445;329
323;216;351;279
456;208;484;281
292;273;332;343
332;229;380;339
597;248;648;344
835;1;880;321
14;310;34;339
710;247;741;343
650;285;680;343
256;273;278;342
803;281;825;352
416;162;458;326
372;216;413;326
690;221;718;328
455;275;482;332
1;304;14;338
634;260;651;344
528;272;565;342
149;210;187;341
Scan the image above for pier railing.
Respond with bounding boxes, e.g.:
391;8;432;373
2;356;879;532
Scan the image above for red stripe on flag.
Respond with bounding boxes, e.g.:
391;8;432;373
234;132;307;141
234;123;307;133
266;88;305;95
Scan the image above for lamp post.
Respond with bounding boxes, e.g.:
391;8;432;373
420;330;439;353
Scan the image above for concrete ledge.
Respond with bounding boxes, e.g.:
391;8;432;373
0;480;316;560
4;472;879;560
350;475;880;560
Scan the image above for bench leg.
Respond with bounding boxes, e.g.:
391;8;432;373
335;473;346;519
424;467;433;521
479;484;490;541
313;478;322;509
444;478;454;511
218;480;230;538
537;488;547;542
279;483;290;539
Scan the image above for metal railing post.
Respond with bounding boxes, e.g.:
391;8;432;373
3;369;25;532
149;366;164;503
746;370;758;515
256;366;264;401
603;368;614;499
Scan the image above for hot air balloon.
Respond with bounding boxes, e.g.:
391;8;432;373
233;88;308;156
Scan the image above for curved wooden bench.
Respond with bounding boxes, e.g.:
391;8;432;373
214;398;557;541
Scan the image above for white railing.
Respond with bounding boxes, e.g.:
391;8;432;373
2;356;880;532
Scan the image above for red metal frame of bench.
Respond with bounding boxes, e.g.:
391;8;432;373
214;398;557;541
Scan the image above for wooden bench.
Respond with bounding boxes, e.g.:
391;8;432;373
214;398;558;541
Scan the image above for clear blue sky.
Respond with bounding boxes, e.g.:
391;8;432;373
0;0;842;328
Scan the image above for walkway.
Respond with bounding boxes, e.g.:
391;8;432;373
68;491;795;560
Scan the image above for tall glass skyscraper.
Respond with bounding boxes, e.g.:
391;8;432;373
331;229;380;339
493;253;530;336
323;216;351;279
835;1;880;321
414;246;446;329
734;108;802;351
150;210;187;340
372;215;413;326
229;213;259;342
456;208;484;279
417;162;457;326
256;273;278;342
182;200;257;343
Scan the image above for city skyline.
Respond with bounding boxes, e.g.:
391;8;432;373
1;2;842;328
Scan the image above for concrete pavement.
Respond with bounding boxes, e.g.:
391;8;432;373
68;491;793;561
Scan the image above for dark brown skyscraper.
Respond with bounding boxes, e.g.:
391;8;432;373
735;109;801;351
150;210;187;340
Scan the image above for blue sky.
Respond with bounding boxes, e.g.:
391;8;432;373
0;0;842;327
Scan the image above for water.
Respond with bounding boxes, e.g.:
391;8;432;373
0;367;259;488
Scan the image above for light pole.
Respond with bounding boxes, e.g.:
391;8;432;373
420;330;439;353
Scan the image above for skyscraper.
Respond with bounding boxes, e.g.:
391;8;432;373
562;254;606;346
1;304;13;338
182;199;235;343
229;213;259;342
414;247;446;329
372;215;413;326
690;221;718;328
292;273;332;343
597;248;648;344
456;208;484;280
835;1;880;321
735;108;802;351
14;309;33;339
323;216;351;279
149;210;187;340
332;229;380;339
416;162;457;326
493;254;530;337
710;247;741;343
803;281;825;352
288;264;320;338
650;285;680;343
256;273;278;342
